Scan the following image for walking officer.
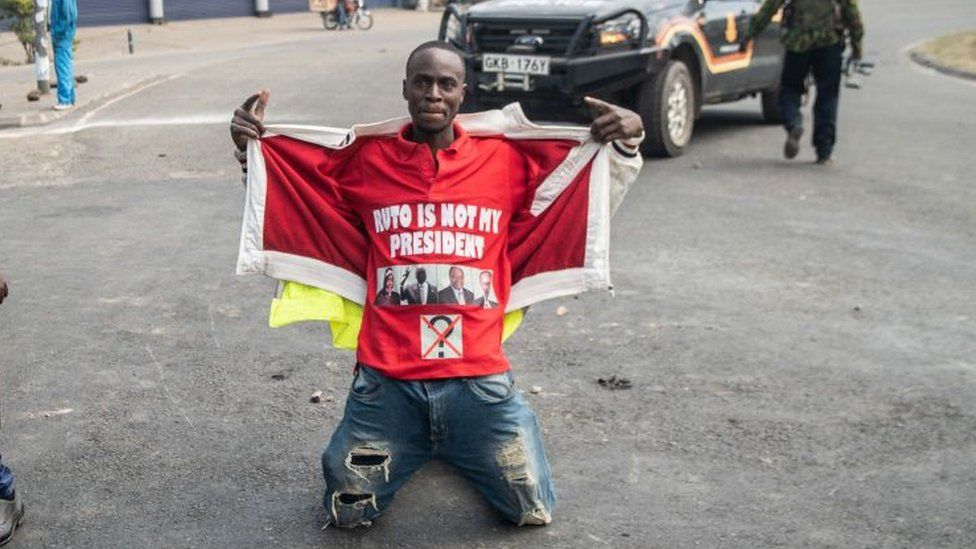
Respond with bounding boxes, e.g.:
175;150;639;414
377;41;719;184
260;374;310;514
742;0;864;164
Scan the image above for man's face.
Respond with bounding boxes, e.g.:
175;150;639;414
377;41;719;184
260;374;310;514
384;275;394;291
403;48;466;133
480;272;492;293
416;268;427;284
450;267;464;290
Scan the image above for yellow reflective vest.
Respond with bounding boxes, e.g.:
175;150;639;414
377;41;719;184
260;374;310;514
269;281;525;349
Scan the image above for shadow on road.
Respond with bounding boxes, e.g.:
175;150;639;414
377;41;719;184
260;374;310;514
694;107;771;140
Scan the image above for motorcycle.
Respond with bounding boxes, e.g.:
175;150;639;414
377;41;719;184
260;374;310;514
322;0;373;31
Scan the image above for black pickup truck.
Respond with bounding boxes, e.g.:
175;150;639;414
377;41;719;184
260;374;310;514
438;0;786;156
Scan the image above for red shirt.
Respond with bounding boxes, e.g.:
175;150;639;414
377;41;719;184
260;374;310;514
245;108;636;381
273;123;578;379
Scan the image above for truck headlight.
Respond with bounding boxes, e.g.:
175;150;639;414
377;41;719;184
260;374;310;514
444;14;464;45
596;13;642;47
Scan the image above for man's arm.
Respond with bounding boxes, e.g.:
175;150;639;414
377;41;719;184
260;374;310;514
841;0;865;59
608;140;643;215
583;97;644;215
743;0;785;43
0;273;8;305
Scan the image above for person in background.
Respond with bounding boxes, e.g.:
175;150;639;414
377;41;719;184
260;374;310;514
50;0;78;110
336;0;350;29
0;272;26;546
741;0;864;164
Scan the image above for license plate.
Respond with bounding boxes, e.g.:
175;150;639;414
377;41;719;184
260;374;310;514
482;54;551;75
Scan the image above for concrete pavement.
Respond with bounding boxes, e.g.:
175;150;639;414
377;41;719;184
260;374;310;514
0;0;974;547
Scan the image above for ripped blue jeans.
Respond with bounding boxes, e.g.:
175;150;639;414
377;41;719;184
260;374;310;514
322;364;555;527
0;452;14;500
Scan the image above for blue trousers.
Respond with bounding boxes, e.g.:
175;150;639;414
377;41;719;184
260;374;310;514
778;42;844;158
0;452;14;500
53;31;76;106
322;364;555;527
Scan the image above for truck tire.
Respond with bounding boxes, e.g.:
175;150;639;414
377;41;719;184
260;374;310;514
639;60;695;157
761;88;784;124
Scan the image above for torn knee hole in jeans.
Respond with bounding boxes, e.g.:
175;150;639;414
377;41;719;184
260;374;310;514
497;436;552;525
345;446;391;483
330;492;378;528
497;436;535;485
337;493;374;505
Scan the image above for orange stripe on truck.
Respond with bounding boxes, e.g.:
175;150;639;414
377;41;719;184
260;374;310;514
655;17;753;74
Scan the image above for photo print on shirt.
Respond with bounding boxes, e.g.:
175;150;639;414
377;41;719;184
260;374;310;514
373;264;498;308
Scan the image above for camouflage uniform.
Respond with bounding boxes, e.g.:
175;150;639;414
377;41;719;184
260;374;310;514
745;0;864;56
745;0;864;161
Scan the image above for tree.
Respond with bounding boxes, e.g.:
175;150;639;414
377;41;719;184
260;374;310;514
0;0;36;62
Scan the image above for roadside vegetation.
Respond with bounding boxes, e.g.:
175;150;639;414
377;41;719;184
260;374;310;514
0;0;34;63
914;29;976;77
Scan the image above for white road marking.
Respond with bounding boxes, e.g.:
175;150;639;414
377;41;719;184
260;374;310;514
0;113;229;138
207;303;222;350
0;71;241;139
18;407;75;420
78;73;183;126
0;113;308;139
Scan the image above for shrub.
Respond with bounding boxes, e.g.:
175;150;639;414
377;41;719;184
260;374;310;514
0;0;37;62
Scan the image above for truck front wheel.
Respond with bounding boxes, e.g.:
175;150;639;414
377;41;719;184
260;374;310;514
639;60;695;157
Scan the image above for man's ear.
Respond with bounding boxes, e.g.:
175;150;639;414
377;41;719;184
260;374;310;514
460;82;467;105
402;79;408;101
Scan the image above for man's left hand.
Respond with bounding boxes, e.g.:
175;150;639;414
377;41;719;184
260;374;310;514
584;97;643;144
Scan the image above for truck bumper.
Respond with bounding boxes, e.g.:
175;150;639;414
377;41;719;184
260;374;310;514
463;47;666;122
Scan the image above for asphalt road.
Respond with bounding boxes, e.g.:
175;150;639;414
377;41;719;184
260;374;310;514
0;1;974;547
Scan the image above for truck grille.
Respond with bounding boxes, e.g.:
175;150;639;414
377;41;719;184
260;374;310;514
470;19;590;56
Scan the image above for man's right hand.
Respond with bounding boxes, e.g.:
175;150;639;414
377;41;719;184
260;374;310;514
0;274;8;306
230;90;270;164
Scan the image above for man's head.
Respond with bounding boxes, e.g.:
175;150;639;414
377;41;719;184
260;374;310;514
449;266;464;290
416;267;427;284
403;41;466;134
479;271;492;293
383;269;394;291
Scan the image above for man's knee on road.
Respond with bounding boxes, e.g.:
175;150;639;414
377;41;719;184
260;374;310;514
496;435;553;526
323;444;393;528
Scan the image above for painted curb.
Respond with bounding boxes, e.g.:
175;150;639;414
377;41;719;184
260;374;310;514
0;110;62;129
